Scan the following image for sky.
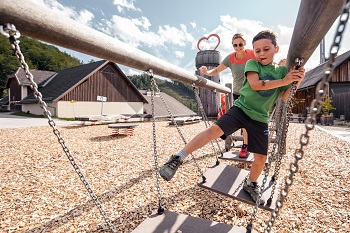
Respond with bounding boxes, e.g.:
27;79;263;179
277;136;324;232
33;0;350;85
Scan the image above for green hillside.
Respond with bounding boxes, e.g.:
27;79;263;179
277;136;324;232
128;73;198;112
0;36;82;97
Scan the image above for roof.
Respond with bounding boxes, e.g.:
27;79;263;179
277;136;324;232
141;90;196;117
298;49;350;90
6;68;56;88
19;60;107;104
0;95;9;105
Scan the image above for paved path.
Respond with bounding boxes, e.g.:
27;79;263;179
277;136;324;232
316;124;350;143
1;112;350;144
0;112;80;129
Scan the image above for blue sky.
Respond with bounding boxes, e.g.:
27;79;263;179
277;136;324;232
36;0;350;84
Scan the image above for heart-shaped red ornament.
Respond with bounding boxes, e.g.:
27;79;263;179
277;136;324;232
197;34;221;51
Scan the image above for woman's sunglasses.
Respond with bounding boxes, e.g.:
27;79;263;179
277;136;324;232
233;43;244;48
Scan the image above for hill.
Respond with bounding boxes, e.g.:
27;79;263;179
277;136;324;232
0;36;82;97
128;73;197;112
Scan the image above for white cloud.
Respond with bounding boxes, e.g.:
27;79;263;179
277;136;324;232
190;21;197;29
76;10;95;26
125;68;143;76
36;0;94;26
158;24;195;47
109;15;161;47
113;0;141;13
175;51;185;58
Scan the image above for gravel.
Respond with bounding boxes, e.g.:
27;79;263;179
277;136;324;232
0;121;349;233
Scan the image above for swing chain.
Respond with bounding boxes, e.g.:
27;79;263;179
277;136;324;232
192;86;221;158
148;75;205;180
148;72;164;214
5;26;118;233
265;1;350;232
247;71;299;232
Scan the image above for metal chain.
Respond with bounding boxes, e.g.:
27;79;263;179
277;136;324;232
193;86;222;158
212;89;223;155
267;84;298;202
148;75;205;179
3;26;117;232
264;1;349;232
148;72;164;214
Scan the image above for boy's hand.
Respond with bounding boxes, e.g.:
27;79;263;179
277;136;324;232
283;66;305;85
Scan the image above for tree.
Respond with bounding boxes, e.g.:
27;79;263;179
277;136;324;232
321;94;336;115
0;36;82;98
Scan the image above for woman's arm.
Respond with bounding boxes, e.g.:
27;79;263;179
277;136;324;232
200;63;227;76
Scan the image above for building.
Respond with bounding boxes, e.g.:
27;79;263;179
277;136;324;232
0;60;196;119
293;50;350;120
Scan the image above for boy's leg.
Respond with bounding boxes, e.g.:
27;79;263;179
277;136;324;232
159;125;224;181
160;106;244;181
243;153;267;205
249;153;267;181
242;117;268;204
183;124;224;154
239;128;249;158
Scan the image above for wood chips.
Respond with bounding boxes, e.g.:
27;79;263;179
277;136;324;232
0;121;349;232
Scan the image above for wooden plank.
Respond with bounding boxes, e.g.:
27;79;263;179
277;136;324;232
198;163;278;211
219;151;255;162
132;210;257;233
286;0;345;69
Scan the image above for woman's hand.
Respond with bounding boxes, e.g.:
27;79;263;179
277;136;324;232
199;66;208;74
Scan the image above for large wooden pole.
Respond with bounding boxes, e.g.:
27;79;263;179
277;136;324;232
286;0;345;69
0;0;230;93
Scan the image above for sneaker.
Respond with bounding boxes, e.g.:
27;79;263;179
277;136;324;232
239;144;248;158
243;179;265;205
159;155;183;181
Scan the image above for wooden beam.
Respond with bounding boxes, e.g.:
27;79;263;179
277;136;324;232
286;0;345;69
0;0;230;93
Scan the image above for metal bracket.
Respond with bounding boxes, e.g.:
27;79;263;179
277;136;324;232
0;23;20;38
294;57;304;66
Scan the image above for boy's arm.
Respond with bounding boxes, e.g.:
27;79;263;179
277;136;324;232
247;66;305;99
280;66;305;101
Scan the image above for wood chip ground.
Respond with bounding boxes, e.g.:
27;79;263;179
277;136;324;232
1;122;349;232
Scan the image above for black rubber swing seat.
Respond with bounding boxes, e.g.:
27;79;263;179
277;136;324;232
198;163;279;211
131;210;257;233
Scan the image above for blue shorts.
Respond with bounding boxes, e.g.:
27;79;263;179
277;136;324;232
215;106;269;155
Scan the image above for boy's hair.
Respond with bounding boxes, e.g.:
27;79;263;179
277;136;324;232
252;30;277;47
232;33;245;42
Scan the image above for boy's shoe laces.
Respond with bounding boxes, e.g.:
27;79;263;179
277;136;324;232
166;156;182;169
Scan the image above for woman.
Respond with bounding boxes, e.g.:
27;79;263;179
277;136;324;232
200;33;255;158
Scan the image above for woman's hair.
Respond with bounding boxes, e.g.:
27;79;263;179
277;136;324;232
252;30;278;47
232;33;245;42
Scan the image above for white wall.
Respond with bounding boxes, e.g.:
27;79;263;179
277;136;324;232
22;102;58;116
57;101;144;118
22;101;144;118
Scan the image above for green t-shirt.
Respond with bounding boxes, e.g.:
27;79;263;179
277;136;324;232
234;59;289;123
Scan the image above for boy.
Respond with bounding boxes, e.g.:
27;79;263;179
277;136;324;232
159;30;305;203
